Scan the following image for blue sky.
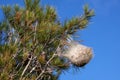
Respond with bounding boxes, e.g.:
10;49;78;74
0;0;120;80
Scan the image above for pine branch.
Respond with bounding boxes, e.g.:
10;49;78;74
63;5;94;35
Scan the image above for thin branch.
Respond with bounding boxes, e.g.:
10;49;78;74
20;56;32;80
35;70;45;80
24;65;37;78
35;53;56;80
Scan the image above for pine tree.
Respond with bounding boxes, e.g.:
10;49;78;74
0;0;94;80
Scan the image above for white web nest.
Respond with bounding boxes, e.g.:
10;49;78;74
62;41;93;67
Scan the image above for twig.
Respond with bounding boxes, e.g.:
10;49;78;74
45;54;56;67
35;70;45;80
35;52;57;80
24;65;37;78
20;56;32;80
35;41;61;80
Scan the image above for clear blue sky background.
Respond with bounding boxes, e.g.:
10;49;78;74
0;0;120;80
